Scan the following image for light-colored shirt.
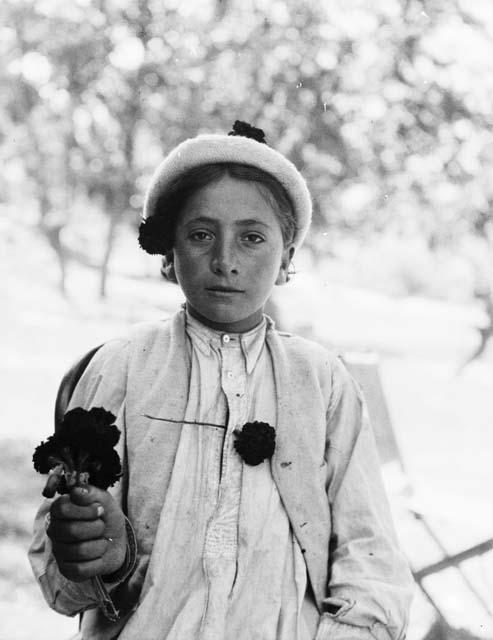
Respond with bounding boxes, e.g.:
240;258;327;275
29;309;414;640
118;312;318;639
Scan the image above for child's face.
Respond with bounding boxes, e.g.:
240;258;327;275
172;175;294;333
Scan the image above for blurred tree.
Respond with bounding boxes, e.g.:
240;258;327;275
1;0;493;303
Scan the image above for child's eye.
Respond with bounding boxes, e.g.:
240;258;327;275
243;232;264;244
189;230;212;241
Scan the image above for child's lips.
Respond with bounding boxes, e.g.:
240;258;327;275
206;287;244;296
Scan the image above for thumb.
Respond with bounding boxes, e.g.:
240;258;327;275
70;484;109;507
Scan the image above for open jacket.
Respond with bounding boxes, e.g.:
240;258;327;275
29;310;414;640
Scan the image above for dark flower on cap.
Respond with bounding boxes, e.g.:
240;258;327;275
234;421;276;466
33;407;122;497
228;120;267;145
138;216;168;255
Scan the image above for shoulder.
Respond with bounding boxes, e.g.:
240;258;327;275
127;315;176;346
82;312;181;374
100;311;182;352
270;328;341;373
269;329;362;412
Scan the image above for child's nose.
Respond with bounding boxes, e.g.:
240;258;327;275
210;240;238;275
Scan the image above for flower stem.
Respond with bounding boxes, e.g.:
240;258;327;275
42;464;64;498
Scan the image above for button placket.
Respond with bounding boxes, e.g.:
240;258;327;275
220;346;242;474
203;341;246;615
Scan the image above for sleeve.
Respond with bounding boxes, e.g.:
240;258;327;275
315;357;415;640
27;338;138;619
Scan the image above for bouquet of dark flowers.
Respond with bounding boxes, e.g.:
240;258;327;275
33;407;122;498
33;407;124;622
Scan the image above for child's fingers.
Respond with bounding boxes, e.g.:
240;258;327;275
47;517;105;543
70;485;110;508
52;538;108;563
55;557;106;583
51;498;104;522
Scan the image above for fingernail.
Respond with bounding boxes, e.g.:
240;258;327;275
96;505;104;517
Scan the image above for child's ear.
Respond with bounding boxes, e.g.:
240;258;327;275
161;250;177;283
275;245;295;286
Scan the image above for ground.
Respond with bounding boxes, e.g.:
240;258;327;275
2;232;493;640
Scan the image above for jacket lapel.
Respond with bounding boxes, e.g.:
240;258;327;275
267;330;332;612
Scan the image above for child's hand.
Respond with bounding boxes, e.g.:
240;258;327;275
47;485;127;583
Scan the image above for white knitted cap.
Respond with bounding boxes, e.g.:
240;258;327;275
143;132;312;249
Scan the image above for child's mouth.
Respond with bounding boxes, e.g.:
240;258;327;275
206;287;244;296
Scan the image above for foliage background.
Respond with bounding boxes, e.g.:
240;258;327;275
3;0;493;302
1;0;493;638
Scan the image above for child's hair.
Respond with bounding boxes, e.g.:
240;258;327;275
152;162;297;282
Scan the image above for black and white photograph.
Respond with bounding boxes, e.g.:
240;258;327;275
1;1;493;639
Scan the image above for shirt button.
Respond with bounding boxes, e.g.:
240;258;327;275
227;371;234;379
222;334;230;344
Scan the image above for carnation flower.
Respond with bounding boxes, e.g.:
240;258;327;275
138;216;168;255
33;407;122;498
228;120;267;144
233;421;276;466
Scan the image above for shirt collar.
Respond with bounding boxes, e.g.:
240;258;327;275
184;309;272;374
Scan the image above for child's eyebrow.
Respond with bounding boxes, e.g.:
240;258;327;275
184;216;271;228
183;216;215;226
234;218;271;228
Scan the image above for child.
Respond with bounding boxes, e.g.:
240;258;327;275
29;121;414;640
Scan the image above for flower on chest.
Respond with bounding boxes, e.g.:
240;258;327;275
140;413;277;467
233;421;276;466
